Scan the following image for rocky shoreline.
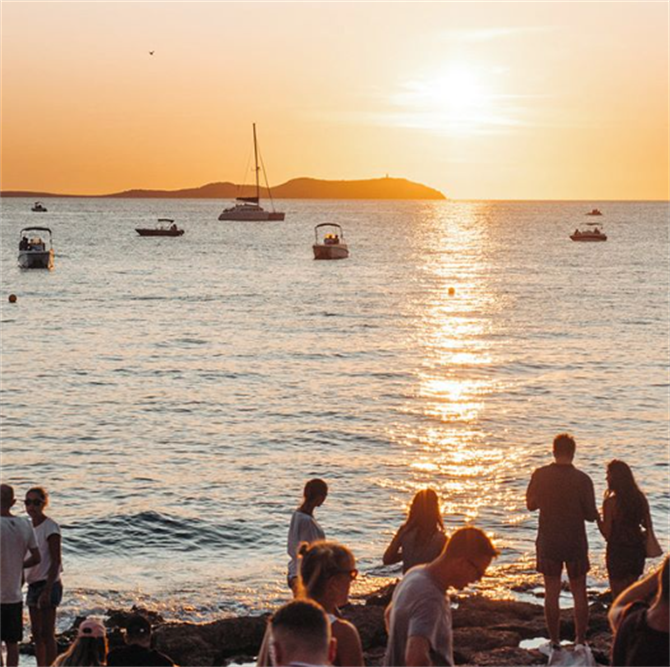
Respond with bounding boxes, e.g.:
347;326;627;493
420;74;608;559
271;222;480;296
21;585;614;666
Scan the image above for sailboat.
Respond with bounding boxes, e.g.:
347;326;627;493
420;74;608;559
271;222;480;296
218;124;285;221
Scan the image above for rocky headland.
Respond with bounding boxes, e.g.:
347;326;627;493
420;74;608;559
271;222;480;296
22;584;614;666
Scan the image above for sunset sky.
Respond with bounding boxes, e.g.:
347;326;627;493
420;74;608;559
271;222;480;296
1;2;668;200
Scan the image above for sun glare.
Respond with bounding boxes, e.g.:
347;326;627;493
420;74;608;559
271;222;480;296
393;62;514;136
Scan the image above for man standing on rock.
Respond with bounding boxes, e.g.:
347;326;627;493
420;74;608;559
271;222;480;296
526;433;600;659
1;484;41;667
384;526;497;666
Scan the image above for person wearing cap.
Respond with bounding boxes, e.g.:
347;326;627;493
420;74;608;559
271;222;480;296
53;618;107;666
107;615;175;667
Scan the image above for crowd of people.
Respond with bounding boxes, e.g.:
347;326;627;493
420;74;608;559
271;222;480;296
1;433;668;667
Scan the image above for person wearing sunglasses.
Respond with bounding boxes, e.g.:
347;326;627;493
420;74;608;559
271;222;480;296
23;487;63;667
1;484;41;667
258;540;363;666
384;526;497;667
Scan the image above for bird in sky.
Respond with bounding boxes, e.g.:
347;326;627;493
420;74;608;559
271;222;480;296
149;51;155;55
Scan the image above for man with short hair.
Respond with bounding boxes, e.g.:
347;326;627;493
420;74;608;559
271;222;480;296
383;526;498;666
609;555;669;666
269;599;334;667
106;614;175;666
526;433;600;658
1;484;41;667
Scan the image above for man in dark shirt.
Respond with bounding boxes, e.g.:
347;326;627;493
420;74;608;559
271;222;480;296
609;555;669;666
526;433;600;655
107;614;176;666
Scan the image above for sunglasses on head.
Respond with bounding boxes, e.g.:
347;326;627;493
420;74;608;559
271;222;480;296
24;499;43;507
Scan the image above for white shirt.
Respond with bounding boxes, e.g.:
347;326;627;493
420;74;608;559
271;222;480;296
1;515;38;603
287;510;325;579
25;517;62;584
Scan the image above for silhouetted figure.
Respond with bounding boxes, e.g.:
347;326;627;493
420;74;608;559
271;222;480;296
600;460;655;600
383;488;447;574
526;433;599;660
107;614;175;666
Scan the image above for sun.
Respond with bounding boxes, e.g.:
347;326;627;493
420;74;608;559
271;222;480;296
393;62;507;136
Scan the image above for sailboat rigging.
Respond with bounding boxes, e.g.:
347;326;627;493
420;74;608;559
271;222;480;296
218;124;285;221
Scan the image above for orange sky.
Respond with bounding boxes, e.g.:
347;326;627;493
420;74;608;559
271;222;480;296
1;2;668;200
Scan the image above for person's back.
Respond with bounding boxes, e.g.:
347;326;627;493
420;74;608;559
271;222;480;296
528;462;598;561
107;614;175;667
400;527;447;573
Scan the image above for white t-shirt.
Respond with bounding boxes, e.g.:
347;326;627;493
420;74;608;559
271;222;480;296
1;515;38;603
24;517;62;585
287;510;325;579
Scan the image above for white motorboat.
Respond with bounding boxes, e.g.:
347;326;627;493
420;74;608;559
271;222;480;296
313;223;349;260
570;227;607;242
218;124;285;221
18;227;55;269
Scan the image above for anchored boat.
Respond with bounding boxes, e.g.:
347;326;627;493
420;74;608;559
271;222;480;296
18;227;55;269
313;223;349;260
135;219;185;236
218;124;285;221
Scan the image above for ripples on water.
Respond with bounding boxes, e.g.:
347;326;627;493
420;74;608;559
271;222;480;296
1;198;668;626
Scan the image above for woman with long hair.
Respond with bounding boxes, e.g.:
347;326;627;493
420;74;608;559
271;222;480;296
24;486;63;667
600;460;654;600
53;618;107;666
383;488;447;573
258;540;363;666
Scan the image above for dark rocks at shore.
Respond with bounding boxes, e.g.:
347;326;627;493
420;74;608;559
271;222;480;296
22;591;614;666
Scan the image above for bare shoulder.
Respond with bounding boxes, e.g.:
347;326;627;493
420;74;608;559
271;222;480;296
332;617;361;640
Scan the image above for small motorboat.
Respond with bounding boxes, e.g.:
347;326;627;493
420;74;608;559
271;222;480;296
586;208;603;216
31;201;47;212
135;219;184;236
570;227;607;242
18;227;55;269
313;223;349;260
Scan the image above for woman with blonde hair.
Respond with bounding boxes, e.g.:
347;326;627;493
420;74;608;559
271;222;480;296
383;488;446;573
53;618;107;666
259;540;363;666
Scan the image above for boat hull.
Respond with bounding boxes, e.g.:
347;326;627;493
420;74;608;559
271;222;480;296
313;244;349;260
218;209;285;221
135;229;184;236
18;249;54;269
570;234;607;242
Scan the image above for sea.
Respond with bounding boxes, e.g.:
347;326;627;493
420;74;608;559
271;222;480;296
1;198;668;634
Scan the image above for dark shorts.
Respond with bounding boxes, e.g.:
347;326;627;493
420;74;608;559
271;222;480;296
26;580;63;608
537;554;590;578
1;602;23;643
606;543;645;581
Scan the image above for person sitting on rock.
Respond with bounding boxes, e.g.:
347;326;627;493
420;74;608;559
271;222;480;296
53;618;107;666
269;599;335;667
107;614;175;666
609;555;669;666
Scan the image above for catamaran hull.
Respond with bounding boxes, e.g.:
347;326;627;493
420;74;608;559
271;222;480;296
218;209;285;221
313;244;349;260
18;250;54;269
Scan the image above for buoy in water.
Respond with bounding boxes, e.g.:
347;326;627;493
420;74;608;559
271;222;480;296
448;287;455;296
8;294;17;303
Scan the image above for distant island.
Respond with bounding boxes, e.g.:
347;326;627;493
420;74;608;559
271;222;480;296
1;177;446;200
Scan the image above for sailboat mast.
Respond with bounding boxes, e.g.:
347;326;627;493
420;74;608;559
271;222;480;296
253;123;260;202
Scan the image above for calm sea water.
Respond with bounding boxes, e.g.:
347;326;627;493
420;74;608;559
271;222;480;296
1;198;668;629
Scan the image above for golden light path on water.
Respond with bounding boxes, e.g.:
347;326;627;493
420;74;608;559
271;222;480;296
377;203;541;600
